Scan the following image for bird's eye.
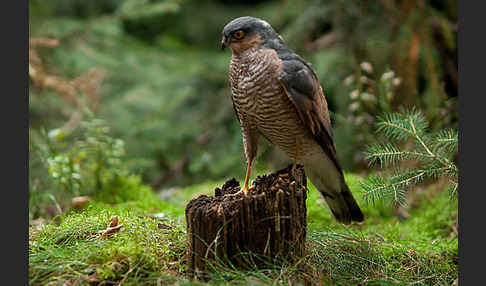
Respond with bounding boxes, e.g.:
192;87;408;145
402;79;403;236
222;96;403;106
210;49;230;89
233;30;244;40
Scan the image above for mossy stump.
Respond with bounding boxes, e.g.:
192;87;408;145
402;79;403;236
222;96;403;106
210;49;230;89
185;164;307;280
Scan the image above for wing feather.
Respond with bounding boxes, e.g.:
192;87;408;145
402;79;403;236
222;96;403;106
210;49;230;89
278;58;344;174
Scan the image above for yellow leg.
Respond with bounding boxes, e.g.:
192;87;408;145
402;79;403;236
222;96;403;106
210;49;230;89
226;159;255;197
242;159;253;194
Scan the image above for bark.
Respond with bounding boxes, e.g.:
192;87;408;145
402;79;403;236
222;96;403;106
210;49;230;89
185;164;307;280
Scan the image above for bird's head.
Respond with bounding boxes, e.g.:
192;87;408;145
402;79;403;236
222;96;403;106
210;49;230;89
221;16;284;55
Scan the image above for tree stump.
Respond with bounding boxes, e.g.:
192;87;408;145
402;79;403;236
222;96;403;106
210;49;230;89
185;164;307;280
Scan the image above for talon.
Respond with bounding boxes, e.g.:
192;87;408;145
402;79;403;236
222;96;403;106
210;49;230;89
224;185;255;197
225;159;255;197
224;190;244;197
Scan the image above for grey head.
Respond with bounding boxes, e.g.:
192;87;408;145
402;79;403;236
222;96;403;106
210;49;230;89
221;16;286;54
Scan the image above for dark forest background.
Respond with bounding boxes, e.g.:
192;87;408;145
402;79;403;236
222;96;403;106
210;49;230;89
29;0;457;218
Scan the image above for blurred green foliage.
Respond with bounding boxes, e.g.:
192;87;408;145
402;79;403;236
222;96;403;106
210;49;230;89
29;0;457;217
29;116;129;219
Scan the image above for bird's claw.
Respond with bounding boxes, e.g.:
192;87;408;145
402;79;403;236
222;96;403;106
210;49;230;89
225;185;255;197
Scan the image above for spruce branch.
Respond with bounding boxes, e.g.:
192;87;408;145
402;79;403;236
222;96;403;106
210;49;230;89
361;108;458;205
447;181;458;197
435;128;458;153
365;143;435;168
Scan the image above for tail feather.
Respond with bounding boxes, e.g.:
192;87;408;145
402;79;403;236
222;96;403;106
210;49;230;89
317;183;364;225
340;184;365;223
304;157;364;225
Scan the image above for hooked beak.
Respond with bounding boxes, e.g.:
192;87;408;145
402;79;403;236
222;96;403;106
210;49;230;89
221;35;230;50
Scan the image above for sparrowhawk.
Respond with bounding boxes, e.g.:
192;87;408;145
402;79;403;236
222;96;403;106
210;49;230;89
221;16;364;224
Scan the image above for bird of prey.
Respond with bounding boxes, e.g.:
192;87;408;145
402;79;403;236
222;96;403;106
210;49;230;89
221;16;364;224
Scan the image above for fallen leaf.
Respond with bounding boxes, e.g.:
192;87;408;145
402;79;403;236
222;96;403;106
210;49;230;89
158;222;172;230
97;216;123;237
108;216;118;227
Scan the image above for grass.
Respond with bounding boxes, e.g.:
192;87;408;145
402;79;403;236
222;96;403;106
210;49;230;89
29;173;457;285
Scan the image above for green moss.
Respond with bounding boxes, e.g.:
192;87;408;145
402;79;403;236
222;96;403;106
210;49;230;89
29;173;457;285
89;174;186;217
30;205;187;285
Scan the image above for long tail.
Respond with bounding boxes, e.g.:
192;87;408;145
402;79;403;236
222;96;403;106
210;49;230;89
304;157;364;225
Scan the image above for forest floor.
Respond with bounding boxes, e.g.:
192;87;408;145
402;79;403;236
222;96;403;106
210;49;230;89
29;172;458;285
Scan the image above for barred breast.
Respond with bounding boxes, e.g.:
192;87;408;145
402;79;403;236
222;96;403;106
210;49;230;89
229;48;320;160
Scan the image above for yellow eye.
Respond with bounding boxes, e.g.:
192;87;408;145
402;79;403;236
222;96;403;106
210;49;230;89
233;30;244;40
